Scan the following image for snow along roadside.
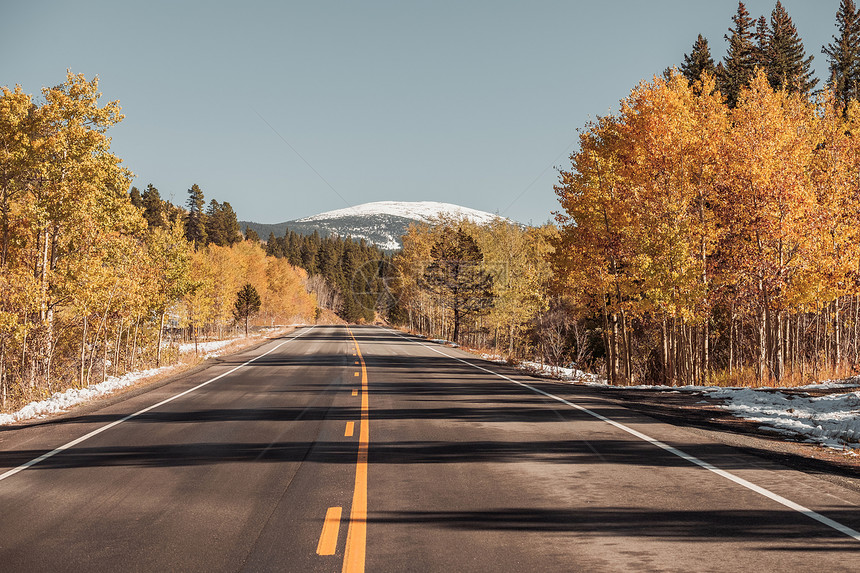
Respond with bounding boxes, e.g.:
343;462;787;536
437;340;860;453
576;381;860;452
0;365;179;425
0;326;303;426
693;385;860;451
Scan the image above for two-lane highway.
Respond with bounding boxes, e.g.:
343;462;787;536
0;326;366;572
0;325;859;571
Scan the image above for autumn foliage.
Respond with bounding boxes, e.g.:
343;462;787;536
553;69;860;386
0;73;317;411
394;218;556;355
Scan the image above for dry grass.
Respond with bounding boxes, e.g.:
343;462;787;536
706;363;859;388
1;325;302;416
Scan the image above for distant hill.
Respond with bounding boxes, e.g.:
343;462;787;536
240;201;509;251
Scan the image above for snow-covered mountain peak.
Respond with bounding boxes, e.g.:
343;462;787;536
241;201;513;251
296;201;504;225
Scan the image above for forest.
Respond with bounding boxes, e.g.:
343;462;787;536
385;1;860;387
0;72;318;412
264;229;388;324
390;218;558;358
3;0;860;417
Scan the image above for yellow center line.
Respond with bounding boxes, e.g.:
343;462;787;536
343;326;369;573
316;506;343;556
345;421;355;437
352;389;358;397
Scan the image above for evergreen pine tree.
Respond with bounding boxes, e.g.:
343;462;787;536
265;232;278;256
142;183;165;229
317;240;338;281
275;235;287;257
202;200;240;247
753;15;770;69
287;231;302;266
823;0;860;108
205;199;225;246
233;283;261;337
340;286;359;322
128;186;143;209
219;202;242;245
423;227;494;344
767;1;818;95
244;227;260;242
714;61;727;91
721;2;757;107
185;184;207;250
680;35;716;86
301;240;318;274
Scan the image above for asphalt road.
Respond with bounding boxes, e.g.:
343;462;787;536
0;325;859;572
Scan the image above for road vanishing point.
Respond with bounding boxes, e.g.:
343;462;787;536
0;325;859;572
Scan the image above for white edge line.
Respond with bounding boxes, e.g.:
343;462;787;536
0;326;316;483
385;327;860;543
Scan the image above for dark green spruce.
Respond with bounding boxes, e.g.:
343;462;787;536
184;184;207;251
823;0;860;108
128;186;142;209
766;0;817;95
205;199;242;247
680;34;716;87
753;15;770;70
233;283;262;337
720;1;758;107
141;183;167;229
423;227;494;344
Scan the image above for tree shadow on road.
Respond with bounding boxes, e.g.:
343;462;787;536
365;506;860;548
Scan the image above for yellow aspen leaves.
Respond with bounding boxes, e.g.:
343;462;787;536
554;69;860;385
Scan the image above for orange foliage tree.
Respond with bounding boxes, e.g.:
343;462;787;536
554;69;860;386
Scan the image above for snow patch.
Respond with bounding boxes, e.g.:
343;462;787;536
179;339;235;358
477;353;600;384
516;360;600;384
581;378;860;451
701;387;860;449
0;365;178;425
0;331;281;425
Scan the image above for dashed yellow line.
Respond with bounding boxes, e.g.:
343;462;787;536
352;389;358;397
345;421;355;437
316;506;343;556
343;326;369;573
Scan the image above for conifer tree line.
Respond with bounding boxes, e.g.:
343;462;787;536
128;182;243;249
680;1;847;106
265;230;388;323
0;72;317;412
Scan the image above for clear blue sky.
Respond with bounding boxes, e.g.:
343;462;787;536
1;1;839;225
